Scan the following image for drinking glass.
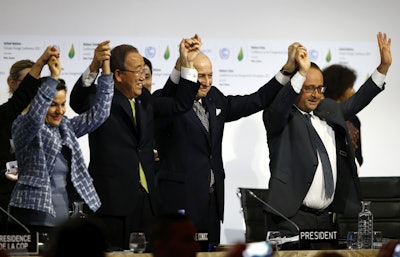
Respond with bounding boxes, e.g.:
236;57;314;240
129;232;146;253
346;231;359;249
373;231;383;249
266;231;282;251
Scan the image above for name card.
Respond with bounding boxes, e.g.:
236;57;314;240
0;232;39;255
299;230;338;250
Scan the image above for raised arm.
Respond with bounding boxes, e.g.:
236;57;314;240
154;35;201;116
70;40;111;114
262;44;310;136
0;47;59;127
29;46;59;79
376;32;392;75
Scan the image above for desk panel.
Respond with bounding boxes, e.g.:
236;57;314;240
107;249;378;257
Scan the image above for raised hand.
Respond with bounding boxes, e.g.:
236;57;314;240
30;46;60;78
377;32;392;75
296;46;310;77
90;40;111;73
48;56;61;80
282;42;302;74
40;46;60;63
180;34;202;68
184;34;202;63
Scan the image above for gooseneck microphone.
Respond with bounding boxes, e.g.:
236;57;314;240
247;189;300;233
0;206;30;233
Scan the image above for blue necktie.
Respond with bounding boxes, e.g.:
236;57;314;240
305;113;334;198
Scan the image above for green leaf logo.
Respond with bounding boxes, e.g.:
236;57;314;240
325;49;332;63
68;44;75;59
164;46;170;60
237;47;244;61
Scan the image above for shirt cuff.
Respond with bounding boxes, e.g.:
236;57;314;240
82;67;98;87
371;69;386;89
181;67;198;83
290;72;306;94
170;68;181;84
275;71;290;85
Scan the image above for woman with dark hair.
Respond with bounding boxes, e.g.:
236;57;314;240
1;53;54;231
8;45;113;236
323;64;363;168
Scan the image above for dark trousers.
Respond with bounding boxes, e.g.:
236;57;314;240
265;207;335;237
208;190;221;246
90;187;155;251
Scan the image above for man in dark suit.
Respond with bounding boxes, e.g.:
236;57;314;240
153;42;303;247
69;38;201;250
262;32;392;236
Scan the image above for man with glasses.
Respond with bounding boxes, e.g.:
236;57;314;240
69;37;201;251
262;33;392;239
153;41;304;248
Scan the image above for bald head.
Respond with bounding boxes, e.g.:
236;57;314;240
193;52;213;99
193;52;212;71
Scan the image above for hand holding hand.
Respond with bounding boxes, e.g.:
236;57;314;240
48;56;61;80
90;40;111;73
282;42;302;74
296;46;310;77
377;32;392;75
30;46;60;78
180;34;202;68
39;46;60;63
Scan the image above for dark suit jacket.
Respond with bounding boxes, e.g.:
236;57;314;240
348;115;363;165
69;77;199;216
154;77;283;229
0;74;40;210
262;77;383;218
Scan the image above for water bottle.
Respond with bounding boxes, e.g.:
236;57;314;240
357;200;373;249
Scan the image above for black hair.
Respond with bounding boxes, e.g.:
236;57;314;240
323;64;357;100
143;57;153;75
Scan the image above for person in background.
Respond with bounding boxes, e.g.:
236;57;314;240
153;40;302;248
44;216;108;257
377;240;400;257
0;57;48;230
151;213;199;257
8;46;113;237
143;56;153;92
262;32;391;237
142;56;159;161
323;64;363;168
68;36;201;250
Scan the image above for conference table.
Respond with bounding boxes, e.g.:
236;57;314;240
106;249;379;257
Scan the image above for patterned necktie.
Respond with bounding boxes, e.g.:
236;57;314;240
305;113;334;198
193;100;215;189
129;100;149;193
193;100;209;132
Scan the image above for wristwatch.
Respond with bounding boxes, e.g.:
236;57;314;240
280;67;295;76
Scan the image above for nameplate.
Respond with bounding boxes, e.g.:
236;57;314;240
0;232;39;255
299;229;338;250
195;233;209;251
195;232;208;241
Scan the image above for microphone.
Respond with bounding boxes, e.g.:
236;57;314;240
247;189;300;233
0;205;30;233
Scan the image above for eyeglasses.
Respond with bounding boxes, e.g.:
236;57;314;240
302;85;326;94
119;68;145;77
